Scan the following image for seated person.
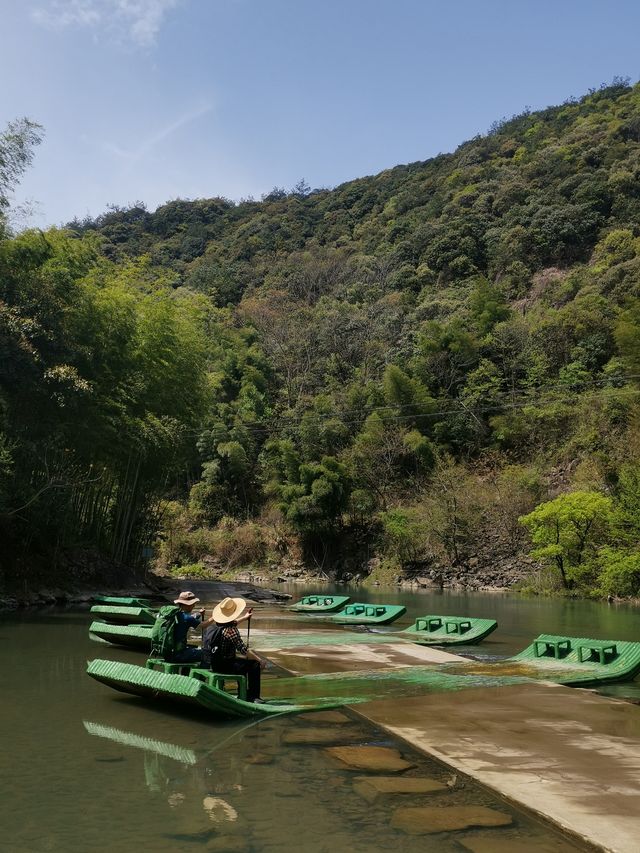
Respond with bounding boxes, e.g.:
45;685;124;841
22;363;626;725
204;597;266;703
169;590;215;663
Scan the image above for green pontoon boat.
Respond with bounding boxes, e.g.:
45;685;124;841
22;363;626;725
92;596;156;607
289;595;351;613
401;614;498;646
506;633;640;686
438;633;640;688
87;658;340;719
89;621;153;650
89;605;157;625
329;603;406;625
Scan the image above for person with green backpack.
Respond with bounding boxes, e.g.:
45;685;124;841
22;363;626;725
151;591;215;663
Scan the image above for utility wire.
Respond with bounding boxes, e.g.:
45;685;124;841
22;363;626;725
180;377;640;439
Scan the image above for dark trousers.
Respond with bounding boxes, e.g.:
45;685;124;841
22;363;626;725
169;647;202;664
218;659;261;702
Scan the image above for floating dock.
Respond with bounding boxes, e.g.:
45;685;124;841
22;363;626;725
89;605;157;625
329;603;406;625
289;595;351;613
89;621;153;649
400;614;498;645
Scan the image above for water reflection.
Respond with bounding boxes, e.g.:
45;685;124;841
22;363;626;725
0;600;629;852
83;720;198;765
79;710;586;853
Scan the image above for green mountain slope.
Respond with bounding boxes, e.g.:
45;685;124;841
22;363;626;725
5;80;640;595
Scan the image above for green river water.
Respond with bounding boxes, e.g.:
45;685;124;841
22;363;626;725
1;584;636;852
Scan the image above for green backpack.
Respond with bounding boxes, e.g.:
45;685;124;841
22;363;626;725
151;605;182;658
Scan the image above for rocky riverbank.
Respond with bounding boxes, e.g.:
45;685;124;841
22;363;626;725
0;576;291;611
0;532;545;610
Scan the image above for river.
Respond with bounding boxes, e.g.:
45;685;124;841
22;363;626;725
1;584;635;852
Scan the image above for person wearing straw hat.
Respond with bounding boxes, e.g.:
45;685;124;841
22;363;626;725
204;597;266;703
170;590;216;664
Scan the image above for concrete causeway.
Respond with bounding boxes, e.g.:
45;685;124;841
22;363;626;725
256;628;640;852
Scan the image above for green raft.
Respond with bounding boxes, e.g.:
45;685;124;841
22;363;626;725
89;621;153;649
90;605;157;625
92;595;156;607
401;614;498;646
87;659;340;719
289;595;351;613
505;633;640;686
329;603;406;625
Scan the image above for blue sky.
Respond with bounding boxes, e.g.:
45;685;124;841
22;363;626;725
2;0;640;226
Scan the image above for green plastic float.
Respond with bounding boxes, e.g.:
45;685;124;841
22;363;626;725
92;595;156;607
506;633;640;686
89;621;153;649
329;603;406;625
289;594;351;613
89;605;157;625
87;658;341;719
401;614;498;645
435;633;640;688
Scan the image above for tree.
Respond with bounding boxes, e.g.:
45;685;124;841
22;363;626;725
615;298;640;374
468;277;511;335
519;491;613;589
278;456;351;537
348;413;434;510
291;178;311;198
0;118;43;230
0;229;210;568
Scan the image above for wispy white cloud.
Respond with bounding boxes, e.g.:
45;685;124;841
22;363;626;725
31;0;183;47
100;101;214;162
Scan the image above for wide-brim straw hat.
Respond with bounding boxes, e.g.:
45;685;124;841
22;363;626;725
174;591;200;607
212;597;246;624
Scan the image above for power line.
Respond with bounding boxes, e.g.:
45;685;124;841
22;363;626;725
181;377;640;439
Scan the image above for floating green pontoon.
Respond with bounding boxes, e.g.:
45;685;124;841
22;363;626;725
87;659;340;719
289;595;351;613
506;633;640;686
401;614;498;646
329;603;406;625
437;633;640;688
92;596;156;607
89;621;153;650
90;605;157;625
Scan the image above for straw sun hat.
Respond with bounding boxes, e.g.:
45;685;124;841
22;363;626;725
212;597;247;624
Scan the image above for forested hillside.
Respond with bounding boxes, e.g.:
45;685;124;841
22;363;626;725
4;80;640;596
